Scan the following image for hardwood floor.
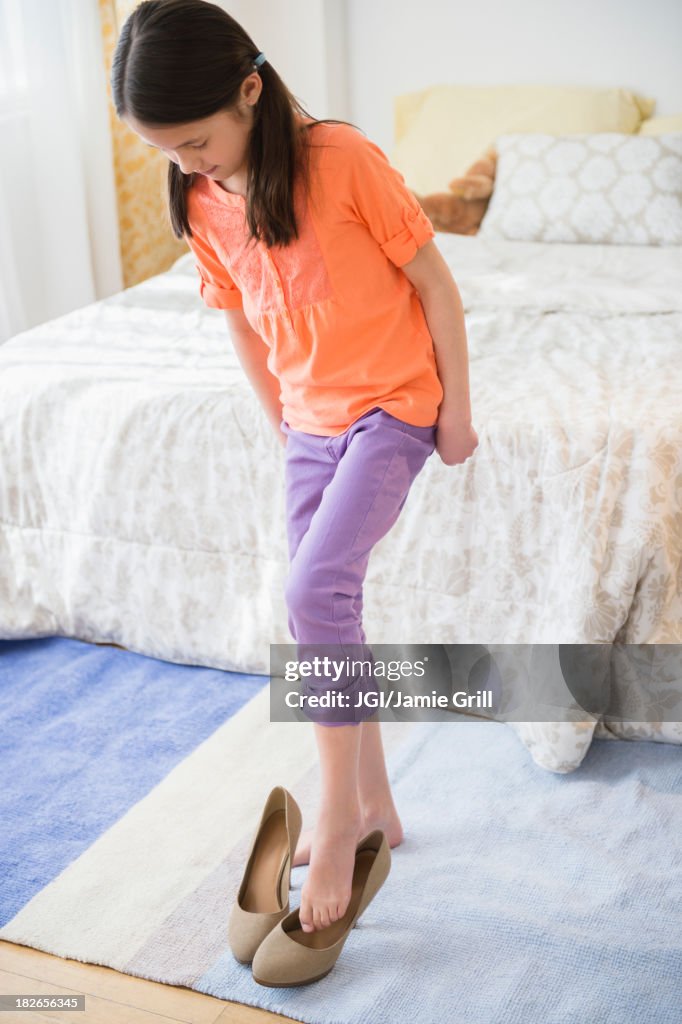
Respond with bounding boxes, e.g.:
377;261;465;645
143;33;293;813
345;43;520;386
0;941;298;1024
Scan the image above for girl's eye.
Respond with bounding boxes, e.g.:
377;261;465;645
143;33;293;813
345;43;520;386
192;142;208;150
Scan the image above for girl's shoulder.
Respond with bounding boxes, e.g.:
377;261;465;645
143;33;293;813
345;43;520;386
304;120;377;184
305;119;367;152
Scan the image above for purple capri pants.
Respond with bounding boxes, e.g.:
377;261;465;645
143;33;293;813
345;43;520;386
280;405;437;726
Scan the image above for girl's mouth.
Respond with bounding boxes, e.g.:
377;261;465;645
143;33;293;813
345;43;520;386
200;165;218;176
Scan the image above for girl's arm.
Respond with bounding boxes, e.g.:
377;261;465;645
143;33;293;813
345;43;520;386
224;310;285;445
401;240;472;422
401;241;478;466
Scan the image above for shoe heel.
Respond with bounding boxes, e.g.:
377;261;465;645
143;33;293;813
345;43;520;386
284;789;303;858
228;785;303;964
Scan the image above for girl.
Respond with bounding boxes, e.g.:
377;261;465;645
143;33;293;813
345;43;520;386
112;0;478;937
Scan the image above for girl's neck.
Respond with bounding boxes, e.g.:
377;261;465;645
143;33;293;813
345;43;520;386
213;115;314;197
215;171;247;197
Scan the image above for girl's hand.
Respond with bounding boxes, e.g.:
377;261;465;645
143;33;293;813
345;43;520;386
435;410;479;466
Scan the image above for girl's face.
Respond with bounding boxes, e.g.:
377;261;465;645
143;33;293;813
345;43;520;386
123;73;261;184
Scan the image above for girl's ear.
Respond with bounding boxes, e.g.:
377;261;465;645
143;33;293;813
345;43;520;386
241;72;263;110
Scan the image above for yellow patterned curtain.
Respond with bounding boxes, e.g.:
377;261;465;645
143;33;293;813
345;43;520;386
98;0;187;288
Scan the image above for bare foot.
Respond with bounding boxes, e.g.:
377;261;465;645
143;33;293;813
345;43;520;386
299;813;360;933
359;802;404;849
293;804;404;869
292;828;316;868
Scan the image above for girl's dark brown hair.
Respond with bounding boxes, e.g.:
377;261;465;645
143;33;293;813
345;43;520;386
110;0;362;248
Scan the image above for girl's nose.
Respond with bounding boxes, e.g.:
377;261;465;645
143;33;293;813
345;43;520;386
176;154;196;175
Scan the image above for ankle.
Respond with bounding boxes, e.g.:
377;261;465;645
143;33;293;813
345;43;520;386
358;795;398;824
316;798;362;837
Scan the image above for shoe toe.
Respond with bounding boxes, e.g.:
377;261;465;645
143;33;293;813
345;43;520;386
228;901;288;964
252;919;340;987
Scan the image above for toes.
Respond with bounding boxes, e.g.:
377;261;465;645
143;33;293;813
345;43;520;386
300;899;338;933
334;901;348;922
299;880;353;934
299;897;314;932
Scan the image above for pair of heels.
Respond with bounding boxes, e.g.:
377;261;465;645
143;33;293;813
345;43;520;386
228;785;391;987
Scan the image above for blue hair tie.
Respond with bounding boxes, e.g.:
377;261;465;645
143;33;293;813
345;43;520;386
253;52;266;70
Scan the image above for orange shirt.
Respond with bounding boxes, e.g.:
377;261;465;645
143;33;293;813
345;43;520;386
184;119;443;436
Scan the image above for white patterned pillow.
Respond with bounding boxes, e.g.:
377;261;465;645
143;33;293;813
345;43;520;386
478;132;682;245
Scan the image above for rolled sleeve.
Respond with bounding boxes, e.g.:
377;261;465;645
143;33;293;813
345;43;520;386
194;266;244;310
344;131;435;268
184;205;243;311
379;204;435;267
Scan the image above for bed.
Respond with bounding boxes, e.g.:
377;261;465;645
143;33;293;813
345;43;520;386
1;226;680;773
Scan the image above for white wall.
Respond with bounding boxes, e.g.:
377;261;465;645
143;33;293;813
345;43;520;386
346;0;682;154
222;0;680;155
222;0;349;122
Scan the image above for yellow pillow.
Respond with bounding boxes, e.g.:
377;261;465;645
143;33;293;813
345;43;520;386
392;84;655;193
639;114;682;135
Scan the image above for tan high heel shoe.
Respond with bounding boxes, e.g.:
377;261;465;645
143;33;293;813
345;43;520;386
228;785;303;964
251;829;391;987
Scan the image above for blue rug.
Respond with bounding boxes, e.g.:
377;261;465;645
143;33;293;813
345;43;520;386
0;636;266;925
1;637;680;1024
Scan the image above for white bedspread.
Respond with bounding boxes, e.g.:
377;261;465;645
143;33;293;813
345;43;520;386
1;235;680;771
